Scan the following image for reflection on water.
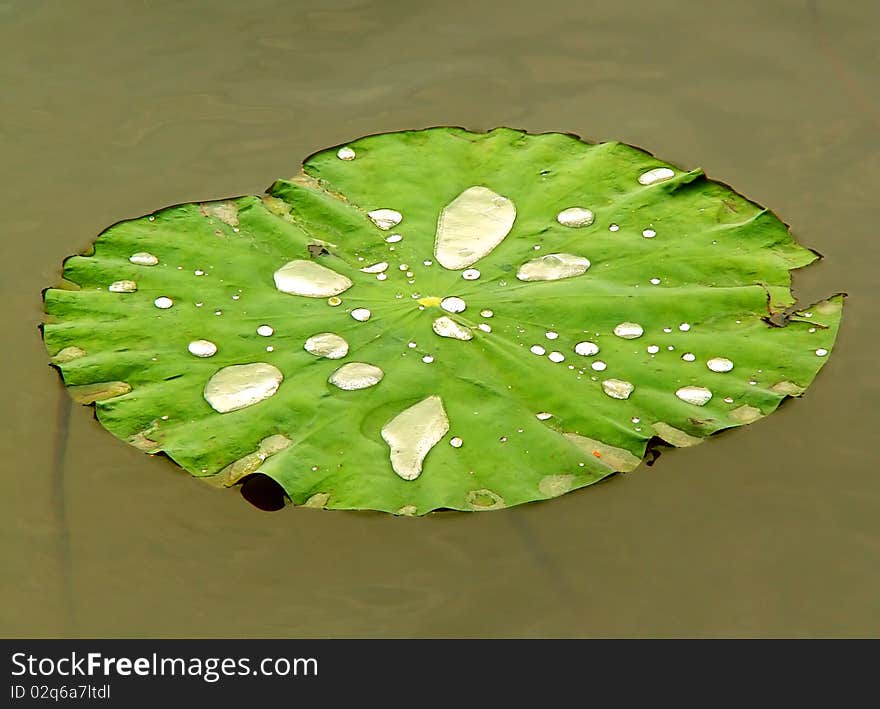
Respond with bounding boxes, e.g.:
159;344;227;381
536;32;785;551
1;0;878;637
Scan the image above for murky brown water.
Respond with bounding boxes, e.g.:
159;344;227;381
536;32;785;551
2;0;878;637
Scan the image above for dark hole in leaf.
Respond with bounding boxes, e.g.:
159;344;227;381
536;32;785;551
307;243;329;258
240;473;287;511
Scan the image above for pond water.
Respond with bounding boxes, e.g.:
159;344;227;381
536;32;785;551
1;0;877;637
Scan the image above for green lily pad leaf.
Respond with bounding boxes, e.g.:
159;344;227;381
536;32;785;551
42;127;844;515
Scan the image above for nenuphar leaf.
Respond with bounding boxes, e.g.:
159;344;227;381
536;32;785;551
42;127;843;514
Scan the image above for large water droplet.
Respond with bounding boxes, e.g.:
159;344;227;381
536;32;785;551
360;261;389;274
434;186;516;270
440;296;466;314
368;209;403;230
516;253;590;281
638;167;675;185
602;379;634;399
129;252;158;266
328;362;384;390
530;345;546;356
336;146;356;160
574;341;599;356
153;296;173;309
274;259;353;298
304;332;349;359
556;207;594;227
675;386;713;406
204;363;283;413
109;280;137;293
707;357;734;372
350;308;372;322
613;322;644;339
432;316;473;341
188;340;218;358
256;325;274;337
381;395;449;480
385;233;403;243
548;351;565;363
591;360;607;371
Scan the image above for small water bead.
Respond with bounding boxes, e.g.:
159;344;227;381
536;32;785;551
533;245;541;250
423;260;433;266
815;348;829;356
304;332;349;359
679;323;691;332
546;331;559;340
530;345;547;356
675;386;713;406
194;269;205;276
602;379;634;400
440;296;466;314
385;234;403;243
632;417;641;424
682;353;696;362
187;340;217;358
327;296;342;307
399;264;409;271
647;345;660;354
408;342;417;349
177;266;183;270
368;209;403;230
336;146;356;160
154;296;174;309
148;216;155;222
480;309;494;318
613;322;644;339
535;412;553;420
450;437;463;448
609;224;620;232
478;323;492;333
548;351;565;363
650;278;661;285
808;327;817;333
422;355;434;364
360;262;388;274
376;273;387;281
109;280;137;293
723;397;734;404
556;207;594;227
638;167;675;185
591;360;607;371
574;341;599;356
642;229;656;238
129;252;158;266
667;345;674;351
231;294;240;300
749;380;757;385
328;362;384;390
406;272;414;278
663;327;672;333
707;357;734;373
266;346;274;352
195;302;203;308
462;268;481;280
